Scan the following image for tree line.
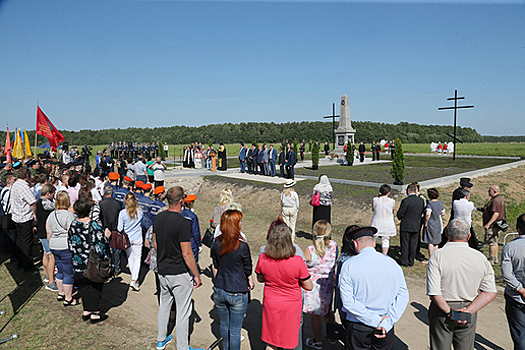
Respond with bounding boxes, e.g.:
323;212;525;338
1;120;485;147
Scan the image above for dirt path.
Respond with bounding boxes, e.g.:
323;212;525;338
109;165;525;349
112;245;512;350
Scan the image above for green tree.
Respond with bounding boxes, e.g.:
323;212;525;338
390;138;405;184
158;141;166;160
311;142;320;169
345;141;354;166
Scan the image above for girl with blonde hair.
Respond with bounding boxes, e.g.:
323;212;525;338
212;188;234;229
117;192;143;291
302;220;338;348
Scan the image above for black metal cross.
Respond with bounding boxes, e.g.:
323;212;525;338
438;90;474;161
323;103;339;150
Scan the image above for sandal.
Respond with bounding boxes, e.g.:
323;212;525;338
63;298;81;307
57;294;65;302
305;338;323;349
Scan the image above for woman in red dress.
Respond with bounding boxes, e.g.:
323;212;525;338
255;225;313;350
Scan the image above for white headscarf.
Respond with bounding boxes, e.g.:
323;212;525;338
313;175;333;194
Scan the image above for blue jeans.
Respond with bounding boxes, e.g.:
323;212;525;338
506;293;525;350
136;175;147;183
269;160;276;176
213;287;248;350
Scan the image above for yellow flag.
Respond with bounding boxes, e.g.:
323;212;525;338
23;129;33;158
12;129;25;159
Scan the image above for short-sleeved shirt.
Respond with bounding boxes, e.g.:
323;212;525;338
151;163;165;181
453;198;476;226
146;161;155;176
133;161;147;177
483;195;505;227
255;254;310;301
47;210;76;250
154;210;192;276
427;242;497;302
11;179;36;223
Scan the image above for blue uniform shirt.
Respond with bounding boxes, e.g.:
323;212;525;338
149;199;167;221
181;208;201;262
339;246;409;332
136;192;153;230
113;187;130;209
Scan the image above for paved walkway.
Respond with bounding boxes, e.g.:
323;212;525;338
163;156;525;191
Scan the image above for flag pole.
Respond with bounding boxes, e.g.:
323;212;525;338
34;101;39;158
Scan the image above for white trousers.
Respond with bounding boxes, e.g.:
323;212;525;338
125;239;143;281
282;206;298;241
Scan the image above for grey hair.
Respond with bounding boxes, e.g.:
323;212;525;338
447;218;470;241
407;184;417;193
459;188;470;199
103;185;114;196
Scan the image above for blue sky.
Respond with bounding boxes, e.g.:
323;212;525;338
0;0;523;136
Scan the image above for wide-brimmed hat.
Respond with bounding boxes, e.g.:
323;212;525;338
460;177;473;188
284;180;296;188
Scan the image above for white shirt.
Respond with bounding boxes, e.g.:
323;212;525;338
453;198;476;226
281;191;299;209
151;163;165;181
133;161;147;176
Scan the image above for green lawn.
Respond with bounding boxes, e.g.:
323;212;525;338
296;156;516;184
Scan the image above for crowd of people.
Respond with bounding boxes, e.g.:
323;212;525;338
238;142;297;179
1;147;524;350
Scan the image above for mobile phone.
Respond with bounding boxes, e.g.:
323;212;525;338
451;310;471;323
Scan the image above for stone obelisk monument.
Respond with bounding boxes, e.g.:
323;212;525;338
334;94;355;154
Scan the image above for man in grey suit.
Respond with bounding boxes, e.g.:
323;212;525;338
397;184;425;266
262;144;270;176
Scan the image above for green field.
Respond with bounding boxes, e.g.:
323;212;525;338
44;141;523;166
402;142;525;157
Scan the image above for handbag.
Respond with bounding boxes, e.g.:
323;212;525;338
84;248;111;283
201;228;214;249
110;230;131;250
310;191;320;207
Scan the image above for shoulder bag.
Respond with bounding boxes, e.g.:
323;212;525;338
110;229;131;250
83;222;111;283
310;190;320;207
201;228;214;249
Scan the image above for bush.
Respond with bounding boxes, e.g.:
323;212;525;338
158;141;166;160
293;138;299;158
312;142;320;166
390;138;405;183
345;141;354;165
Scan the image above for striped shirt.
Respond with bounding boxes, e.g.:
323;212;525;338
11;179;36;223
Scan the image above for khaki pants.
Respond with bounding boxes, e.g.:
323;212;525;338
282;206;298;241
429;301;478;350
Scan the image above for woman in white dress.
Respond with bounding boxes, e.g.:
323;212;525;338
371;184;397;255
281;180;300;241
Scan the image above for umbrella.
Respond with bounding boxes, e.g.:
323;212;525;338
38;142;51;149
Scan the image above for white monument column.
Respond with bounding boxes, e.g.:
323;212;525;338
334;94;356;154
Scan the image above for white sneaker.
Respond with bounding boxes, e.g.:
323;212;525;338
130;281;140;291
43;276;49;283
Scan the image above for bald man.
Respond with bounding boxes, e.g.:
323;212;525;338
482;185;506;264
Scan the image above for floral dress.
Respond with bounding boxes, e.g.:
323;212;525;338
302;240;338;315
68;219;110;276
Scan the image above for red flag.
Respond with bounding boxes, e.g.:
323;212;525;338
5;126;12;162
36;106;65;150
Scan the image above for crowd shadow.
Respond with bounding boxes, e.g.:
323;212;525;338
0;255;43;333
474;334;505;350
296;230;313;241
411;301;429;326
100;276;129;313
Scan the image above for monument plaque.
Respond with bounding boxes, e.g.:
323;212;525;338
334;94;356;154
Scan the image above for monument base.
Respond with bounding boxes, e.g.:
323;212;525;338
334;131;355;155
